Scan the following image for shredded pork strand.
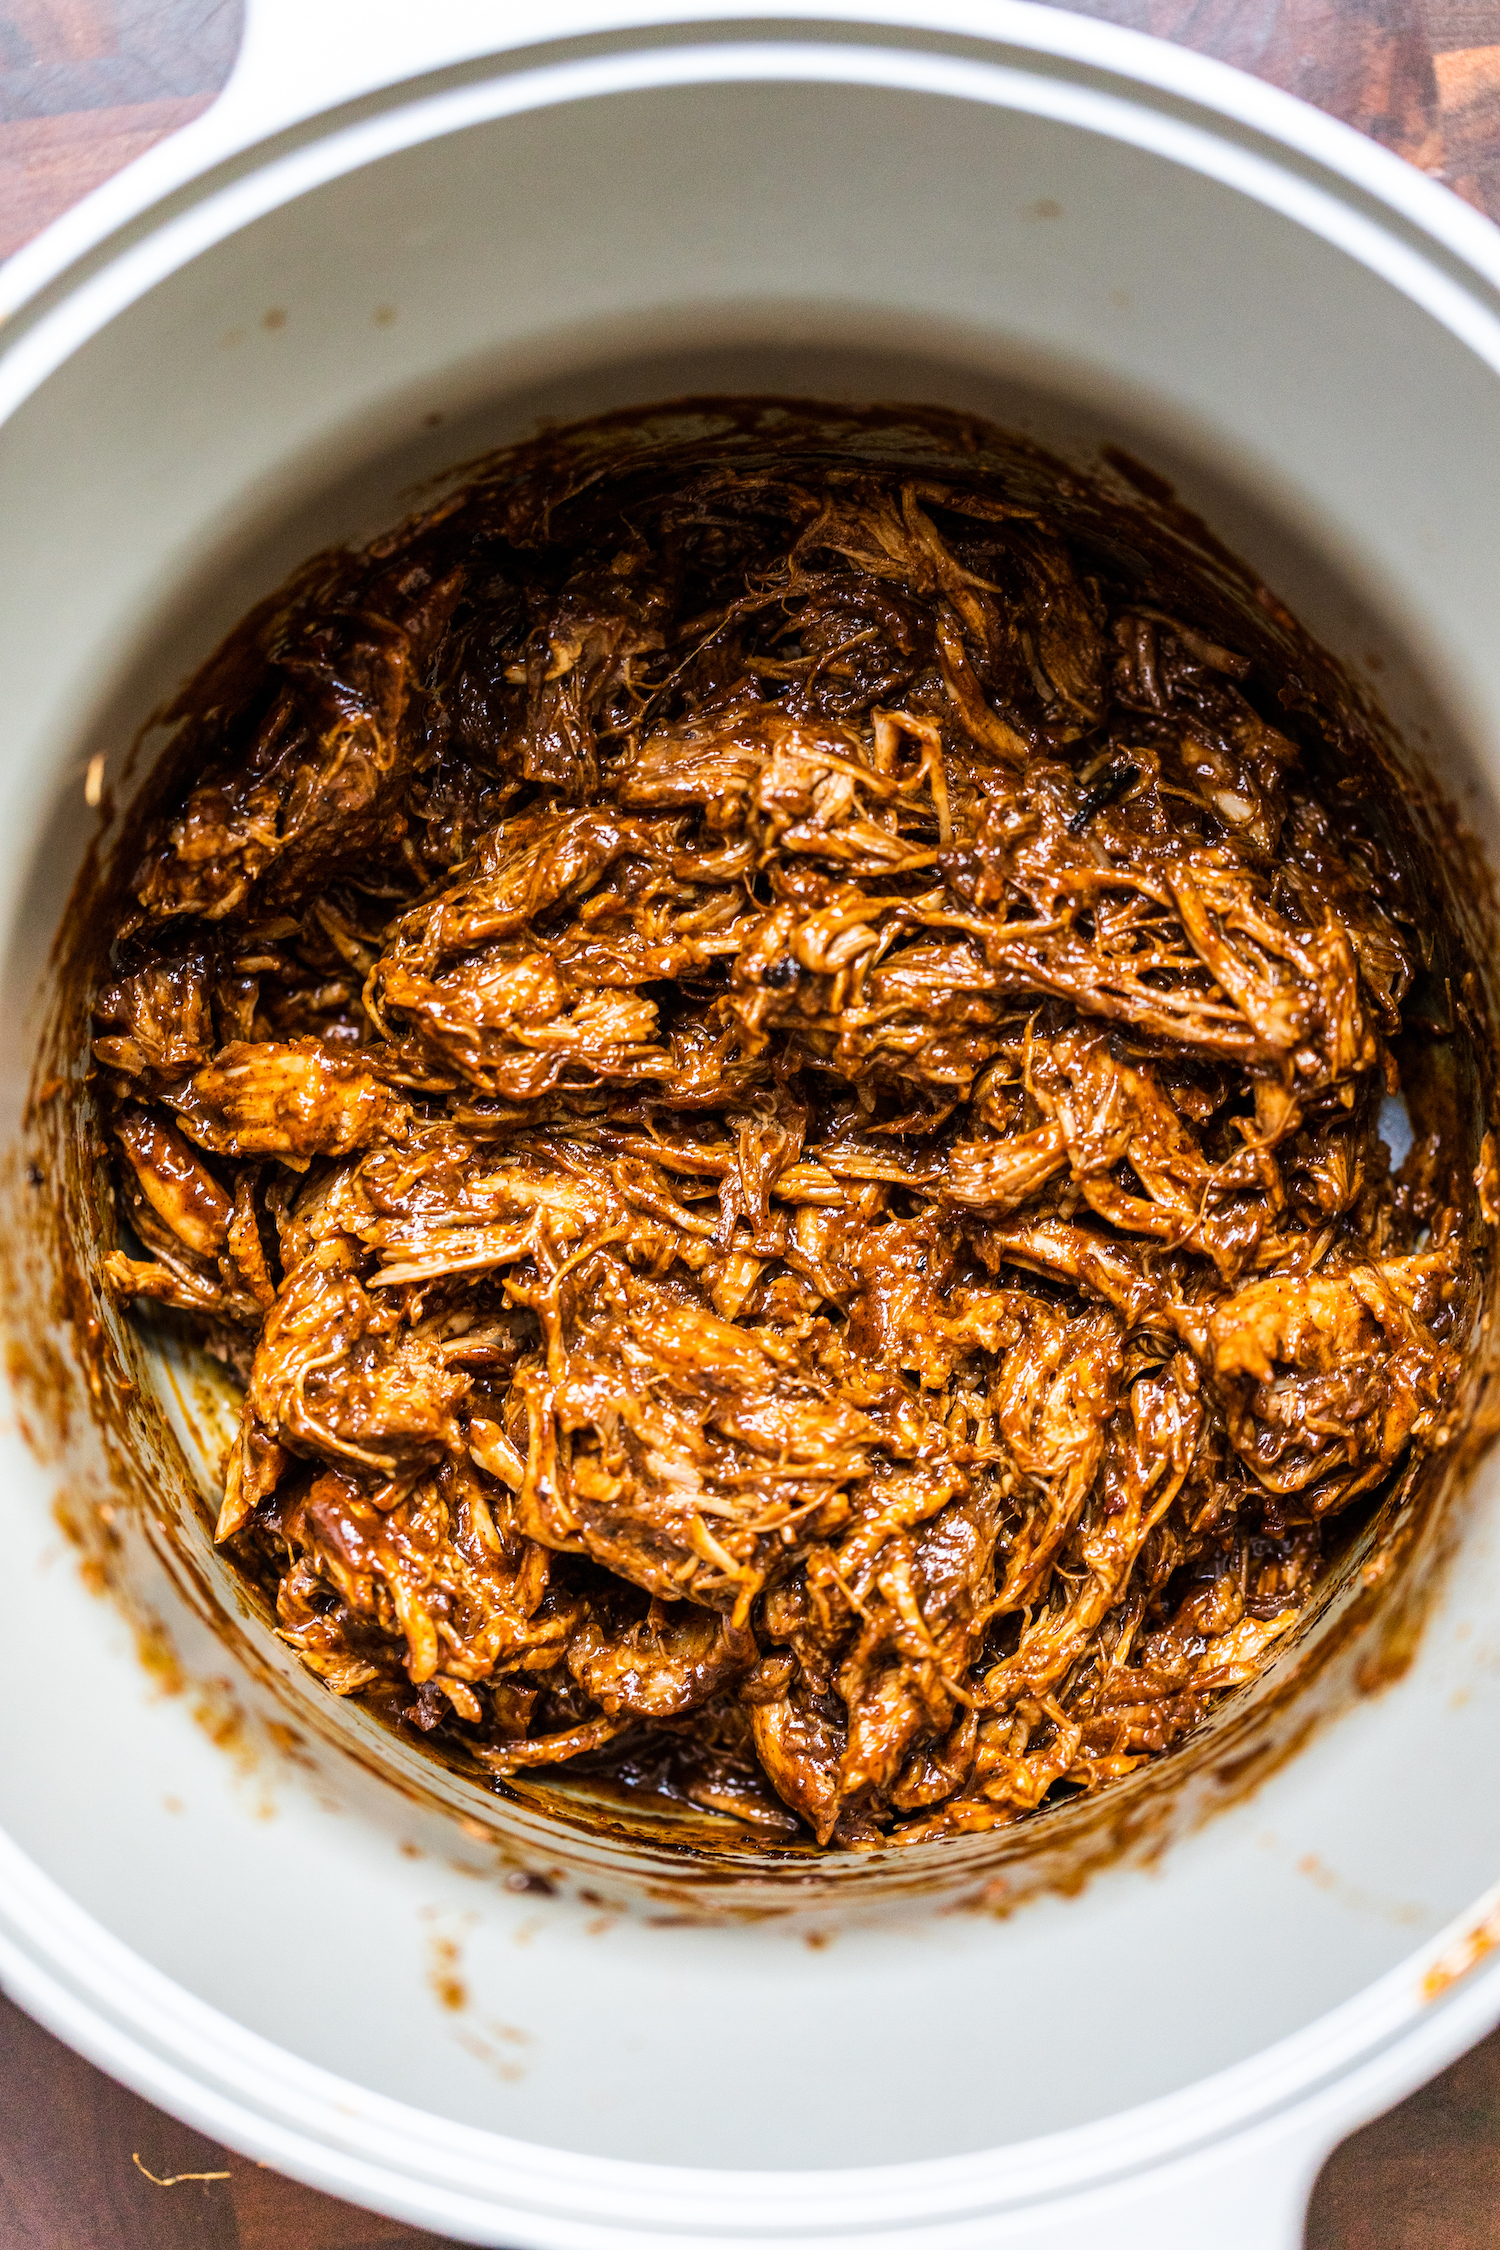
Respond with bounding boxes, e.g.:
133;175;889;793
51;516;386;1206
94;402;1477;1846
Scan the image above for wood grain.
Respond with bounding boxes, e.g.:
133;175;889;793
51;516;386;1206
0;1988;452;2247
3;3;1500;2245
1;0;1499;257
0;0;241;256
1309;2029;1500;2248
1065;0;1500;216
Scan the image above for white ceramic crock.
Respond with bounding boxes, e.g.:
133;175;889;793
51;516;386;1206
6;6;1500;2245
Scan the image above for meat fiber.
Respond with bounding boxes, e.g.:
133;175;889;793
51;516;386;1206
93;401;1479;1847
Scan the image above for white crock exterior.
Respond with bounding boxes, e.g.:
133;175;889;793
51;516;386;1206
5;8;1500;2245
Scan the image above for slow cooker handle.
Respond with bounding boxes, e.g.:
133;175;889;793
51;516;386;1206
1061;2131;1328;2249
218;0;674;142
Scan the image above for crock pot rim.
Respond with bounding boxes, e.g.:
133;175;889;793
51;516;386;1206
6;1826;1500;2239
6;5;1500;2238
3;2;1500;426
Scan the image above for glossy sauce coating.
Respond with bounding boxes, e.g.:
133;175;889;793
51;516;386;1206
93;402;1477;1847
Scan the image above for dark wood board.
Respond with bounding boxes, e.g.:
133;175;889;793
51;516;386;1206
2;3;1499;2243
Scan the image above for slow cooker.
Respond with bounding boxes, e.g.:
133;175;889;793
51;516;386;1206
5;6;1500;2243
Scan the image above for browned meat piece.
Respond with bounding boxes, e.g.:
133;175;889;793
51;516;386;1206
168;1040;407;1160
566;1602;755;1717
475;1715;629;1773
514;1257;918;1618
374;942;669;1099
102;1249;226;1318
94;398;1480;1846
132;560;463;925
114;1106;231;1256
218;1244;470;1536
1208;1256;1465;1501
94;937;216;1082
750;1686;847;1845
939;1126;1067;1213
269;1460;563;1689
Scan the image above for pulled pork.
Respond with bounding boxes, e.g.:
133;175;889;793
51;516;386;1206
94;401;1477;1845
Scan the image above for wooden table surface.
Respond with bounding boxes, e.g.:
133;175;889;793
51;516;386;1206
4;3;1500;2244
